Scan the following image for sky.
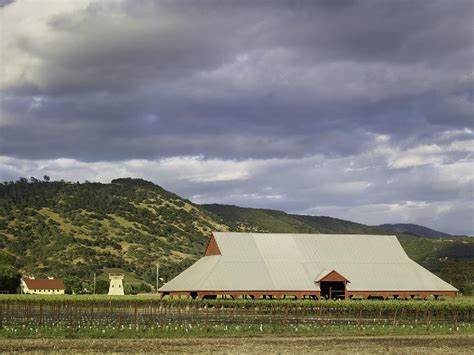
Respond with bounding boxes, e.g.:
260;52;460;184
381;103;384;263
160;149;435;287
0;0;473;235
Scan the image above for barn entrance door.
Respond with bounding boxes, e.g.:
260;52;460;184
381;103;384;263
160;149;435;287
320;281;345;299
316;270;350;300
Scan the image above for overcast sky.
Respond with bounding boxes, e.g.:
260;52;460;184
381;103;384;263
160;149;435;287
0;0;473;234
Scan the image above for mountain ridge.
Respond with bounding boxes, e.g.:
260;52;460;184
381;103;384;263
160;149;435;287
377;223;452;238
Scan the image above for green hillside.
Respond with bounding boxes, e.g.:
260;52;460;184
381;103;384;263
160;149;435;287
202;204;389;234
378;223;451;238
0;178;472;295
201;204;319;233
0;178;229;291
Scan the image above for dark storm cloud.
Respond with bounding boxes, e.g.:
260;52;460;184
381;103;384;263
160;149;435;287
2;0;472;161
0;0;473;234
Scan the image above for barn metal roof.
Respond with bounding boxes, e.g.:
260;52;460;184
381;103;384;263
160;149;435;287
159;232;457;292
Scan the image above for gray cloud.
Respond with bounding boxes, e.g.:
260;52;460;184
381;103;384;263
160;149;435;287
0;0;473;234
0;0;14;8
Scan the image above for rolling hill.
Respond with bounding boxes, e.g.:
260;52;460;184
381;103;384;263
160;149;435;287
0;178;228;291
201;204;390;234
377;223;451;238
0;178;472;294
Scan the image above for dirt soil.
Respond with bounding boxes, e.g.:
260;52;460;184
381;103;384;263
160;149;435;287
1;335;473;354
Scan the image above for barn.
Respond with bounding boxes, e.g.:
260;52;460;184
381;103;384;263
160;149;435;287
21;277;65;295
159;232;457;300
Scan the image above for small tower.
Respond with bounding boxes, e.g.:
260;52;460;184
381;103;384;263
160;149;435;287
108;270;124;295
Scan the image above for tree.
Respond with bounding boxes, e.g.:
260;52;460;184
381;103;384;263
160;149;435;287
0;250;15;266
64;276;83;294
137;282;152;293
43;175;50;182
95;279;109;294
0;266;21;294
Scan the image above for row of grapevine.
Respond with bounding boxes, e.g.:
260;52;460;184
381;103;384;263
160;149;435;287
1;298;472;328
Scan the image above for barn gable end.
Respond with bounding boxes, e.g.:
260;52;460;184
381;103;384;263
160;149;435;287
204;234;221;256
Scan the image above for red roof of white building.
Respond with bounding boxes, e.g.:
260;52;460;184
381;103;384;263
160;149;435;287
22;277;65;290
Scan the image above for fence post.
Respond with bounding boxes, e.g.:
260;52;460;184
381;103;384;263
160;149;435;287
39;302;43;326
283;304;289;331
134;303;138;327
392;308;398;327
159;302;164;328
270;304;274;325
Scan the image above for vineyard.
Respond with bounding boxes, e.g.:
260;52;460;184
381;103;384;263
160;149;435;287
1;296;473;338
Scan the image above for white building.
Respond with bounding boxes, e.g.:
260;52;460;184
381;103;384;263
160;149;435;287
108;271;125;295
21;277;65;295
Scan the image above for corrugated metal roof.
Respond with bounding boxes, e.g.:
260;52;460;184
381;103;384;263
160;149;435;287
159;233;457;292
159;256;220;291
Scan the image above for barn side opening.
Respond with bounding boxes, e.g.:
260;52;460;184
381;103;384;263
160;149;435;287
316;270;350;300
320;281;346;299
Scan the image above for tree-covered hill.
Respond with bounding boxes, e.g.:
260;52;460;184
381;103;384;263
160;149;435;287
0;178;228;291
0;178;472;294
377;223;451;238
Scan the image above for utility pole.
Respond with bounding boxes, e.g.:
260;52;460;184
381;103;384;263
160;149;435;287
93;273;96;295
156;263;159;293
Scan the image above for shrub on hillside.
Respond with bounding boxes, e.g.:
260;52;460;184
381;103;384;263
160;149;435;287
0;266;21;294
